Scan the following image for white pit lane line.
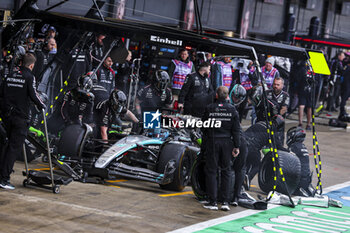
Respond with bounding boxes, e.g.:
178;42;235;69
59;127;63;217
169;181;350;233
0;192;141;219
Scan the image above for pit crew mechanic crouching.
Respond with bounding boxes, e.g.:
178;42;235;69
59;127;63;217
244;86;286;190
95;90;139;141
135;70;173;116
202;86;240;211
0;53;45;189
286;127;315;196
61;74;94;126
178;62;214;118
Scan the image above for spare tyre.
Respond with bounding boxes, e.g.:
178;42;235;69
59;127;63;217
258;150;301;195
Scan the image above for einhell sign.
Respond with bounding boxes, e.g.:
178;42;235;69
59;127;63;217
150;35;183;46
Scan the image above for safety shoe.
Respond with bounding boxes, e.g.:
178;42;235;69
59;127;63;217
229;201;238;207
198;199;209;204
305;125;311;131
0;180;15;190
221;202;230;211
203;202;218;211
239;191;256;202
229;197;238;206
339;113;350;122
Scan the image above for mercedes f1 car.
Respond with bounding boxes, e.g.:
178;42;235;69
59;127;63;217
52;117;200;191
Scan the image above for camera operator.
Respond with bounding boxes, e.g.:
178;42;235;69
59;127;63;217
25;38;36;53
0;53;45;189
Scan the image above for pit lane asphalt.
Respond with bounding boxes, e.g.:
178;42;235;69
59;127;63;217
1;115;350;233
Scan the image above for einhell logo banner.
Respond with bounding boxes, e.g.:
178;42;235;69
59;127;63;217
150;35;183;46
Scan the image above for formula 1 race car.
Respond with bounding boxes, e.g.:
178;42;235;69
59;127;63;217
54;119;200;191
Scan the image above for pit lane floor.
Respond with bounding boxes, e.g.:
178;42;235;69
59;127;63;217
1;115;350;233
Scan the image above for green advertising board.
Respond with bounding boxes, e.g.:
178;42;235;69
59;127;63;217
197;205;350;233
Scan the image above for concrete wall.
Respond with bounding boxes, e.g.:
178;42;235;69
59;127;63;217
250;1;285;36
333;13;350;38
123;0;241;30
34;0;94;16
247;0;350;40
198;0;240;31
123;0;182;24
0;0;14;11
293;0;324;35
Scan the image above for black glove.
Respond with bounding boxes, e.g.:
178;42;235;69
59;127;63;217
35;104;46;112
131;121;143;135
87;92;95;103
0;121;7;140
272;114;284;129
